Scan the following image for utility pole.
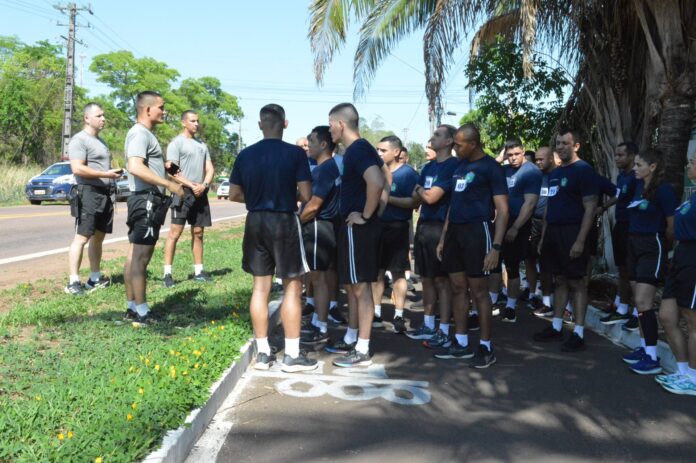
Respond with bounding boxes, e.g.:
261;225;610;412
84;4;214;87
54;3;92;160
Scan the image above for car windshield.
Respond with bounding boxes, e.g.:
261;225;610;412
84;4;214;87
221;181;229;186
41;164;72;176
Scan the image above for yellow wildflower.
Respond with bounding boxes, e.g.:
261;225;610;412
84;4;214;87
194;363;199;369
170;366;176;379
193;350;202;357
131;403;137;410
128;366;134;373
211;320;216;325
127;413;133;421
200;346;206;352
95;458;103;463
67;431;73;439
34;395;41;401
154;364;160;371
57;433;65;440
169;349;175;356
138;388;144;395
182;371;188;376
145;358;151;366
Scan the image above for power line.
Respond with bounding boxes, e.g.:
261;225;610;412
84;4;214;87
90;12;143;56
0;0;60;20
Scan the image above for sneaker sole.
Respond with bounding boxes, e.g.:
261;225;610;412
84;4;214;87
471;356;497;368
328;317;346;325
332;359;372;368
501;318;516;323
300;337;328;345
254;362;272;371
622;326;640;332
600;319;628;325
405;333;435;340
372;322;384;328
622;358;642;365
468;327;481;331
64;288;84;296
631;366;662;375
660;383;696;396
282;363;319;373
325;347;352;354
533;312;554;318
422;341;451;350
434;353;474;360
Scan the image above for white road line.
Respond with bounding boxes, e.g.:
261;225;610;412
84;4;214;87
0;213;246;266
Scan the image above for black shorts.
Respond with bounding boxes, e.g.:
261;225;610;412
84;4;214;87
442;222;497;278
627;233;667;286
501;218;532;279
663;241;696;309
75;185;114;236
302;218;337;272
527;217;544;259
338;217;381;285
171;188;212;227
612;220;629;267
414;221;446;278
127;192;166;246
377;221;411;274
243;211;308;279
540;223;589;280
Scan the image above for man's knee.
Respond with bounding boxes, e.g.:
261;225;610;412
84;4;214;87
192;227;204;240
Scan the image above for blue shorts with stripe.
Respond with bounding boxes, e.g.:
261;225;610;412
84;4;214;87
337;216;380;285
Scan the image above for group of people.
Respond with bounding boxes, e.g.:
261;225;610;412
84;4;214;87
62;93;696;395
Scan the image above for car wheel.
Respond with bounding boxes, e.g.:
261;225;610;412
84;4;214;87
217;196;221;200
30;200;42;205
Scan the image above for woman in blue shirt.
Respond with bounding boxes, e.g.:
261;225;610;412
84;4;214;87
624;149;677;375
657;151;696;395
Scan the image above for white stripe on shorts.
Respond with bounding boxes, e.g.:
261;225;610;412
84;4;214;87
691;284;696;309
348;225;358;284
313;219;318;270
654;233;662;279
483;222;492;276
295;214;310;273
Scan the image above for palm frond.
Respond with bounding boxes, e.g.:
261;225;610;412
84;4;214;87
469;10;520;58
520;0;538;77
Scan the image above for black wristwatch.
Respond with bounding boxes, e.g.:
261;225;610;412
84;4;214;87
361;214;371;221
492;243;502;251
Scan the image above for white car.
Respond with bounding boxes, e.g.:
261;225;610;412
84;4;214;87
216;181;229;199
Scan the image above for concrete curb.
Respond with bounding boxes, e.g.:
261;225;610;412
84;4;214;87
141;299;282;463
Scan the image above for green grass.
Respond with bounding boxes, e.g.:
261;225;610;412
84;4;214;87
0;162;39;206
0;225;253;463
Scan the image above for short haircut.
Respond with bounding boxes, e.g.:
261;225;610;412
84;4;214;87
310;125;336;152
329;103;359;131
259;104;285;127
557;127;582;145
617;141;639;156
504;137;524;152
438;124;457;140
380;135;403;150
524;150;536;162
401;147;409;154
181;109;197;121
457;123;481;145
135;91;162;115
83;102;102;117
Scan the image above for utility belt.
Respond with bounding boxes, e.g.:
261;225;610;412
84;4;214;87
68;183;115;218
170;186;196;211
133;189;172;227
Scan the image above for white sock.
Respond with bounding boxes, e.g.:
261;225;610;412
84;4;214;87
329;300;337;309
566;301;574;313
480;339;492;350
127;300;135;310
470;308;479;316
311;313;319;328
275;277;282;284
645;345;657;361
613;295;621;306
135;303;149;317
439;323;450;335
455;333;468;347
688;367;696;383
552;317;563;331
317;321;328;333
306;297;315;306
285;337;300;358
632;308;639;317
194;264;203;275
617;303;629;315
90;271;101;282
543;295;552;307
574;325;584;338
677;362;689;374
256;337;271;355
164;265;172;276
501;286;508;296
506;298;517;309
374;304;382;317
405;270;411;280
344;327;358;345
640;337;646;348
394;309;404;318
535;287;543;297
424;315;435;329
385;271;393;281
69;274;80;284
356;337;370;354
489;292;499;304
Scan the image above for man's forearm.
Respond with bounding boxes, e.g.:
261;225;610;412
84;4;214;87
513;202;535;230
365;185;382;218
129;162;169;189
493;211;508;245
389;196;417;208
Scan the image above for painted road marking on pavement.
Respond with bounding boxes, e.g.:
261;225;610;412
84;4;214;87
0;211;72;220
250;361;431;406
0;214;246;266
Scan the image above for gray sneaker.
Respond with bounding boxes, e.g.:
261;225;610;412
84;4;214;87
422;330;451;349
469;344;497;368
254;352;276;370
333;349;372;368
64;281;85;296
85;276;111;290
163;274;175;288
282;352;318;372
193;271;212;282
434;339;474;359
406;324;437;340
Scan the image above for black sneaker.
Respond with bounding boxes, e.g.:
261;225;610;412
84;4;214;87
124;308;138;320
520;287;531;301
533;305;554;317
282;352;319;372
133;311;160;326
64;281;85;296
501;307;516;323
492;301;506;317
325;338;356;354
561;332;586;352
163;274;175;288
528;295;543;310
434;339;474;359
333;349;372;368
328;306;347;325
254;352;276;370
372;315;384;328
533;326;563;342
300;326;329;345
562;309;575;325
469;344;497;368
302;303;315;317
392;316;406;334
422;330;451;349
622;316;640;332
85;276;111;290
468;313;480;331
300;317;315;334
600;311;630;325
193;271;212;282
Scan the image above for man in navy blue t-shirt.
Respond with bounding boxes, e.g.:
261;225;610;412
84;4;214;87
298;126;341;344
371;135;419;334
534;128;599;352
229;104;317;372
437;123;509;368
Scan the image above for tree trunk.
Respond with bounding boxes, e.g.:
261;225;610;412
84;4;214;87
658;93;695;195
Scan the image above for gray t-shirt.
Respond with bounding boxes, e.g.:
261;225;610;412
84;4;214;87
125;123;165;194
68;130;112;186
166;135;210;184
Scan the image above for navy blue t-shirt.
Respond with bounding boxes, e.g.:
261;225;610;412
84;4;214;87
534;172;551;219
546;160;600;225
504;161;543;218
230;139;311;212
381;164;419;222
449;155;508;224
418;157;460;222
627;180;678;235
615;170;637;223
310;157;341;220
675;192;696;241
340;139;384;218
596;173;619;204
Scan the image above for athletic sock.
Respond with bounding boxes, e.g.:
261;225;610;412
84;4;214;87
566;301;574;313
135;303;149;317
542;295;552;307
424;315;435;329
439;323;450;335
69;274;80;284
275;277;282;285
374;304;382;317
470;308;479;316
394;309;404;318
455;333;469;347
489;292;499;304
645;345;658;361
552;317;563;332
344;327;358;345
306;297;315;306
356;337;370;355
405;270;411;280
613;295;621;306
164;265;172;276
480;339;492;350
127;300;135;311
687;367;696;383
639;310;659;350
285;337;300;359
573;325;584;338
640;337;646;348
317;321;328;333
632;307;639;317
194;264;203;275
677;362;689;375
329;300;337;309
256;337;271;355
311;313;319;328
617;303;629;315
506;298;517;310
501;287;508;296
89;271;101;282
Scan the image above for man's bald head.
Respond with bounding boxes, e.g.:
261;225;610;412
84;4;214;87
456;123;481;146
534;146;555;173
328;103;359;131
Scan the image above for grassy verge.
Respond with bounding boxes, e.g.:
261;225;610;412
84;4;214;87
0;163;39;207
0;225;253;463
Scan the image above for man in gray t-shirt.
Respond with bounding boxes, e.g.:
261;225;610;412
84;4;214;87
64;102;123;296
123;91;184;325
162;110;215;287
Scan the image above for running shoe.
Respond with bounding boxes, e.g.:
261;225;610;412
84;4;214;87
328;307;347;325
253;352;276;371
520;287;530;301
132;311;161;326
533;326;563;342
64;281;85;296
561;332;585;352
622;347;645;364
533;305;554;318
655;372;687;385
300;326;328;345
163;274;175;288
661;378;696;396
622;316;640;332
468;312;480;331
528;295;542;310
630;355;662;375
324;338;356;354
501;307;516;323
600;312;629;325
562;309;575;325
124;308;138;320
193;271;212;282
372;315;384;328
406;324;437;340
85;275;111;290
469;344;497;368
492;301;505;317
434;339;473;360
392;316;406;334
422;330;451;349
333;349;372;368
300;317;315;334
282;352;319;372
302;303;315;317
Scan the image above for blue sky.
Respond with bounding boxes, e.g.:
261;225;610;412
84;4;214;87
0;0;474;146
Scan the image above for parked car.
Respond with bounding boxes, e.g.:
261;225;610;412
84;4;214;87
116;171;132;201
25;161;75;205
216;180;229;199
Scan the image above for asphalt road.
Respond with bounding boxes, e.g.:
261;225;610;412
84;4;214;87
0;199;247;264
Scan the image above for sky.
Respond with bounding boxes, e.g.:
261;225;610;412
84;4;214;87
0;0;475;147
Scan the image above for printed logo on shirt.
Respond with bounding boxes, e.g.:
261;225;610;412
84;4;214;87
390;183;397;192
506;176;516;188
561;177;568;187
540;187;549;196
424;176;434;189
639;200;649;210
548;186;559;196
454;178;466;192
622;184;628;194
465;172;475;183
678;201;691;215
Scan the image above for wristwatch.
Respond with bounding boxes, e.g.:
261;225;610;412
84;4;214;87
203;182;210;188
492;243;502;251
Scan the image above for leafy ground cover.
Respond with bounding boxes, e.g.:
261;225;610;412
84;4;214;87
0;225;253;462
